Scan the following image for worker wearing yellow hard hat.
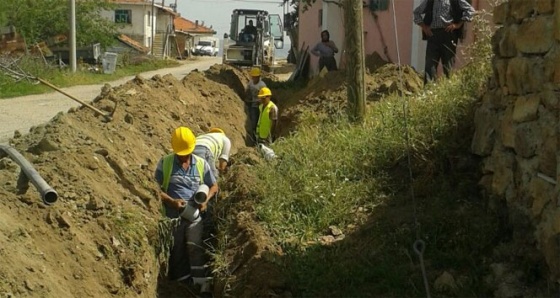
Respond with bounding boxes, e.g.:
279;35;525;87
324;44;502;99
256;87;278;145
193;127;232;179
245;66;267;145
154;126;218;285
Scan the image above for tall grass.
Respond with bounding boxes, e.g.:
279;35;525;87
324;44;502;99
241;11;496;297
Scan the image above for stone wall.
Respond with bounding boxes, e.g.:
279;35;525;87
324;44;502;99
472;0;560;284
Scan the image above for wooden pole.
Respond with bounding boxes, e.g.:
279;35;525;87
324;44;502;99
344;0;366;123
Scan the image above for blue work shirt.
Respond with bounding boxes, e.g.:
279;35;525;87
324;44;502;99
154;154;216;218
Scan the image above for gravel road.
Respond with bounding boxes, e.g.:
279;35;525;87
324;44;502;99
0;57;221;144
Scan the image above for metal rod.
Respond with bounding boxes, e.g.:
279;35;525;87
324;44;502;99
36;77;112;121
0;144;58;205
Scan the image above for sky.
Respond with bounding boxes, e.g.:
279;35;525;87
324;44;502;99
175;0;292;45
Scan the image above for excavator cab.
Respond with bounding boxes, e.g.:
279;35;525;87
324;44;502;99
223;9;284;67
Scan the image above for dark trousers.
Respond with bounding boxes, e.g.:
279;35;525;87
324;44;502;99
247;105;260;144
319;56;338;72
424;29;458;84
168;214;206;281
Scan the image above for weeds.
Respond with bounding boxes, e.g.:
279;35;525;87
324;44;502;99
240;11;496;297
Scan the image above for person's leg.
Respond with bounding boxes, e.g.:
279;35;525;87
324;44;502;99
440;31;459;78
424;32;442;85
319;57;326;73
167;220;191;281
326;57;337;71
186;215;207;278
249;106;260;145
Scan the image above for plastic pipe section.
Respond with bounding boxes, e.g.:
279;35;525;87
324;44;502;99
0;144;58;205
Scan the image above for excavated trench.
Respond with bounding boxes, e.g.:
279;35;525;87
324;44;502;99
0;57;548;297
0;59;433;298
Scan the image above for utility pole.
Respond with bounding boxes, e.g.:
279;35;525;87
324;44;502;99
344;0;365;123
69;0;77;73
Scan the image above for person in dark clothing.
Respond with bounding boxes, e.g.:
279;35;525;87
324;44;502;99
242;20;258;42
413;0;475;84
310;30;338;72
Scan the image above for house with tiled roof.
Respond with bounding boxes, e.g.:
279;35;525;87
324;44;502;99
100;0;178;58
174;17;217;57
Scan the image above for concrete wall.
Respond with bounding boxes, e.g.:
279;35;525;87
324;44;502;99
471;0;560;284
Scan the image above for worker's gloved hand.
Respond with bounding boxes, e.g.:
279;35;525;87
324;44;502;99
199;201;208;212
171;199;186;210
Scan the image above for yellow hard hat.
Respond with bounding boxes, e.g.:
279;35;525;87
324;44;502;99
171;126;196;156
258;87;272;98
209;127;225;134
250;67;261;77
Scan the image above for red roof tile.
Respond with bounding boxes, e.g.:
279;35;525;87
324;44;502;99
117;34;149;53
174;17;215;34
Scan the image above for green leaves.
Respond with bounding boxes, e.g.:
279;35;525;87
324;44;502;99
0;0;118;48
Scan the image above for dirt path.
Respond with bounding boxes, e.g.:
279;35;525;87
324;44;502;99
0;56;221;144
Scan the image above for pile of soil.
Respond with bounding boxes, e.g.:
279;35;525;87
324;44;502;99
0;64;253;297
273;63;423;137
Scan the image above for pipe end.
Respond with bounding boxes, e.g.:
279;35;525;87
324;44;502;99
43;190;58;206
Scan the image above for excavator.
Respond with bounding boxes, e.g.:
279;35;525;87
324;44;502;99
222;9;284;68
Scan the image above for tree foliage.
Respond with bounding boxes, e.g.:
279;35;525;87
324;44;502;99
0;0;118;48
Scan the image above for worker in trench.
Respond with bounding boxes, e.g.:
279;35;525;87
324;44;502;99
245;67;267;145
193;127;232;237
255;87;278;145
154;126;218;288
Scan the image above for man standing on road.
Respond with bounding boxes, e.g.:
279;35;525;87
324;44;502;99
256;87;278;145
413;0;475;84
245;67;267;144
155;126;218;288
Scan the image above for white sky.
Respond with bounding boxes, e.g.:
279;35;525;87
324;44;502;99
174;0;291;41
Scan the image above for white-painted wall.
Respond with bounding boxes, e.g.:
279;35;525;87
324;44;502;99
410;0;426;73
100;4;155;47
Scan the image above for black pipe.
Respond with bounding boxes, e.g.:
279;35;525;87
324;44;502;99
0;144;58;205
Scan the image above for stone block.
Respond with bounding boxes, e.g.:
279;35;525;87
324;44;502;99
516;16;555;54
491;27;504;56
544;45;559;83
513;94;541;123
536;0;554;14
556;0;560;40
472;104;497;156
490;149;515;197
524;57;546;94
501;105;515;148
529;176;554;217
499;25;518;58
510;0;536;22
493;58;509;88
540;88;559;110
538;107;557;176
515;121;541;158
506;57;528;95
494;2;510;25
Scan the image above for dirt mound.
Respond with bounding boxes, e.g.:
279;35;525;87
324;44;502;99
0;65;249;297
275;63;423;136
365;51;389;73
204;64;251;99
216;149;287;297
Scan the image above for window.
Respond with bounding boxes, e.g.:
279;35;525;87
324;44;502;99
318;9;323;27
368;0;389;12
147;11;151;26
115;10;132;24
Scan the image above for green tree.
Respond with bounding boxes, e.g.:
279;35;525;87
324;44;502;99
0;0;118;48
